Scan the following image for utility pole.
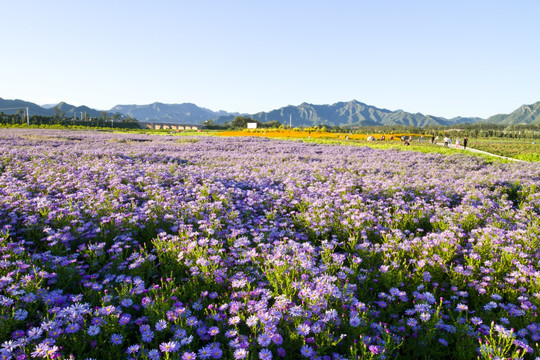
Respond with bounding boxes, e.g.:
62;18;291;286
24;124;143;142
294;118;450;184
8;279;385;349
289;114;292;129
26;107;29;125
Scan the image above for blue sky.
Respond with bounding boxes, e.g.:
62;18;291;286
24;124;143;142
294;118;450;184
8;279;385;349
1;0;539;118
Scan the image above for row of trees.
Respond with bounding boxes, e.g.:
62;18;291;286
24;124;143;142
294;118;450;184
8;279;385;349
203;116;281;130
0;113;141;129
422;123;540;139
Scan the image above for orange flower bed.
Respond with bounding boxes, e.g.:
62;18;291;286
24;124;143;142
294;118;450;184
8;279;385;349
217;130;421;141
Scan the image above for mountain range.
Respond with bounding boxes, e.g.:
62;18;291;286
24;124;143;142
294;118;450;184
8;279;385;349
485;101;540;125
110;102;237;124
213;101;482;127
0;98;110;119
1;97;539;127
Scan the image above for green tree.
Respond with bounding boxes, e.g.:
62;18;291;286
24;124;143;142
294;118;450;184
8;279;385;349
262;120;281;128
231;116;252;128
16;109;24;123
53;107;65;120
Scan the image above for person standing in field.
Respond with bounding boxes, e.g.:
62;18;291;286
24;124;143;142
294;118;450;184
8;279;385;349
455;137;460;149
443;136;449;147
463;137;468;150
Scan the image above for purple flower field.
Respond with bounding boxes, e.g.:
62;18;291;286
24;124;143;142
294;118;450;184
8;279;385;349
1;129;539;360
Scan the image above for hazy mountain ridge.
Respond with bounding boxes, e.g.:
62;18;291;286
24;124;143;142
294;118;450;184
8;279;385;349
0;98;110;118
54;102;107;118
111;102;238;124
0;98;55;117
2;97;540;127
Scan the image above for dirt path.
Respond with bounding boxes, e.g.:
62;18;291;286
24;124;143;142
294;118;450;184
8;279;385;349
436;143;526;162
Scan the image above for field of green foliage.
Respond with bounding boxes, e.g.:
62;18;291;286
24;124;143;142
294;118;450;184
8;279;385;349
466;139;540;162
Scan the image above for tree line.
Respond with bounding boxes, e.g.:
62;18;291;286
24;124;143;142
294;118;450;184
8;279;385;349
0;112;141;129
203;116;281;130
422;123;540;139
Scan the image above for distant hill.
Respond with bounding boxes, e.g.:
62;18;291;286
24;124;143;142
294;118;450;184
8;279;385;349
215;100;481;128
54;102;109;118
0;97;54;116
110;102;238;124
484;101;540;125
1;98;236;123
0;98;110;118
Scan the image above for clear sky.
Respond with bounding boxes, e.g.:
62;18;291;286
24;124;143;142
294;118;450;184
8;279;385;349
1;0;539;118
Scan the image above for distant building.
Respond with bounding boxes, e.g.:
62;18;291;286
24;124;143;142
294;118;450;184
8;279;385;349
144;123;199;131
247;122;258;129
